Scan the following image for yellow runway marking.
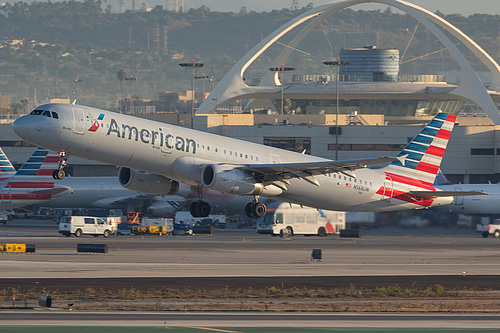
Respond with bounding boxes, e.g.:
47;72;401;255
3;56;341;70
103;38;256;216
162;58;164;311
186;327;242;333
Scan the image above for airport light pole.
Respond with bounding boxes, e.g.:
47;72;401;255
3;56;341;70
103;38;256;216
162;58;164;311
194;74;210;102
180;61;204;128
124;76;137;113
74;77;83;103
323;59;349;160
269;65;295;114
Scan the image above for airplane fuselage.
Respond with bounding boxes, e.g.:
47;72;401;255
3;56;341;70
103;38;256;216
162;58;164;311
13;103;453;212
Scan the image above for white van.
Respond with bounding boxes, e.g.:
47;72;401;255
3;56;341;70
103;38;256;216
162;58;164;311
59;216;113;238
262;203;345;237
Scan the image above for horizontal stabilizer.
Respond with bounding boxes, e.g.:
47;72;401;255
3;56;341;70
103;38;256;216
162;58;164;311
410;190;488;199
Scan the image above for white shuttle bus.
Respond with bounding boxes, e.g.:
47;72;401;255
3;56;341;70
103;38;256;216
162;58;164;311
258;202;345;237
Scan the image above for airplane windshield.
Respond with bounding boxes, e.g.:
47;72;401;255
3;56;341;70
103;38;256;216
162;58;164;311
28;109;58;119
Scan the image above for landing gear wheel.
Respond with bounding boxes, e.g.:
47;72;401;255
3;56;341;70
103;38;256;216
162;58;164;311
245;202;256;218
196;201;211;217
253;202;266;218
190;201;211;217
245;202;267;218
52;169;66;180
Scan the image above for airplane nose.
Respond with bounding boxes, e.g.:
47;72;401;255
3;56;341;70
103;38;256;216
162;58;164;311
12;115;34;140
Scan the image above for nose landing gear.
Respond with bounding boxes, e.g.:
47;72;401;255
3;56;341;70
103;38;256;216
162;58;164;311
52;151;68;180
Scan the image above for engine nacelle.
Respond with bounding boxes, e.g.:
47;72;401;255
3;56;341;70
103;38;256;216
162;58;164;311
201;164;264;196
118;167;179;195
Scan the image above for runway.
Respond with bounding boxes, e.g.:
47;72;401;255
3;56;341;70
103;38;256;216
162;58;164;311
2;311;500;329
1;220;500;278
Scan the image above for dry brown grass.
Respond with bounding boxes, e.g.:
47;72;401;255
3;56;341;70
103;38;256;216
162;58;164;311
1;285;498;312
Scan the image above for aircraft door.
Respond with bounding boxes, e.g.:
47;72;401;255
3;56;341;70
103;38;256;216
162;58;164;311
270;154;281;164
161;127;174;154
381;176;393;202
73;108;85;134
454;187;463;205
1;185;11;203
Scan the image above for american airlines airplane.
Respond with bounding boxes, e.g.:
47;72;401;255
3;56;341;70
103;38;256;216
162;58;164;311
12;104;480;218
434;171;500;216
0;147;73;210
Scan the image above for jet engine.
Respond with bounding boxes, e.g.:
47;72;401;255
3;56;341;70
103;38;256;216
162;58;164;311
201;164;264;195
118;167;179;195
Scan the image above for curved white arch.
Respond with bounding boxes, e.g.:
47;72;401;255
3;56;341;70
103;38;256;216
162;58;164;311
196;0;500;123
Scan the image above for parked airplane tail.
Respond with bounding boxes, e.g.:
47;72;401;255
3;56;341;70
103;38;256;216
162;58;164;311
13;148;60;178
380;112;457;189
0;147;16;181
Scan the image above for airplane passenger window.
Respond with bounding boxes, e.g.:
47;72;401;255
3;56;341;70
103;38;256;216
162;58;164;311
245;154;248;159
51;112;59;119
240;153;243;158
215;148;218;153
42;111;51;118
256;157;259;161
224;150;226;154
207;146;210;151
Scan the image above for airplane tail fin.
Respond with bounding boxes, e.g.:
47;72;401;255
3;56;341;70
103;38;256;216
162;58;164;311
0;147;16;181
381;113;457;188
13;147;60;178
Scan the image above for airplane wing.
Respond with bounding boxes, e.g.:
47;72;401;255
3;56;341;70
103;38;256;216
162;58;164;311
240;156;397;186
410;190;488;199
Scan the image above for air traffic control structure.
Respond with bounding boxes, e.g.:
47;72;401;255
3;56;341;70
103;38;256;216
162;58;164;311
196;0;500;124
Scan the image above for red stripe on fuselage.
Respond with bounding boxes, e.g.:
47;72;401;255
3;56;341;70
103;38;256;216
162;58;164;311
384;173;435;190
6;182;55;188
376;187;434;207
3;193;53;200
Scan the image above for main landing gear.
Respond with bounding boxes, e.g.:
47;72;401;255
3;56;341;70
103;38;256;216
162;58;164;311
52;151;68;180
190;186;211;217
245;197;267;219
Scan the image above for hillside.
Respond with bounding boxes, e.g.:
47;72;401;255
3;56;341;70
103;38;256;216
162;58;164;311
0;1;498;109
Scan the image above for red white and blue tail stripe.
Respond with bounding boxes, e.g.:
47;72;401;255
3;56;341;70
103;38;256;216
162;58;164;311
14;148;60;177
0;147;16;181
0;148;71;210
381;112;457;190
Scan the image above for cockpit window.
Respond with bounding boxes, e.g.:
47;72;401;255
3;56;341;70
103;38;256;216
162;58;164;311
51;112;59;119
42;111;51;118
30;109;44;115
